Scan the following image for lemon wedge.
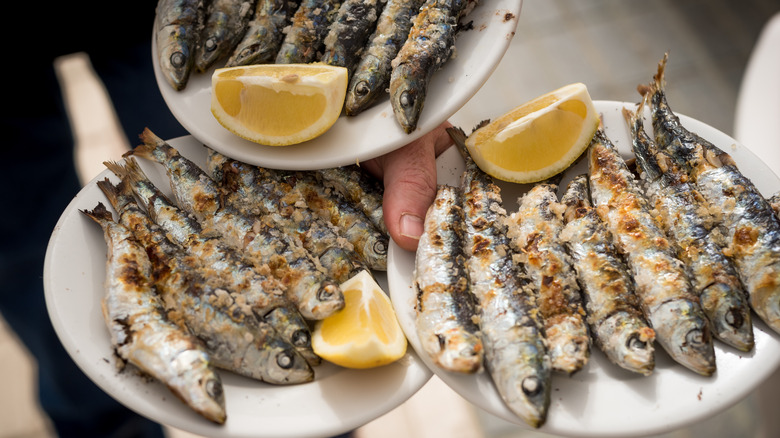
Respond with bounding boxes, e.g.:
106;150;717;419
312;270;407;369
465;82;599;183
210;63;348;146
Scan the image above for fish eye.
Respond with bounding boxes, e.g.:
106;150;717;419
170;52;186;68
276;350;295;369
292;329;311;348
685;328;704;346
205;377;224;400
521;376;542;396
400;91;414;108
204;37;217;52
373;239;387;256
355;81;370;97
724;307;744;328
318;283;337;301
626;333;647;350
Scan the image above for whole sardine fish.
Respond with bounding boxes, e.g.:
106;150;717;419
448;126;550;428
155;0;204;90
588;128;716;376
102;162;320;366
278;169;388;271
414;184;483;373
644;53;780;335
224;0;299;67
506;180;590;375
624;104;754;351
389;0;469;133
275;0;343;64
81;203;227;422
345;0;425;116
315;165;388;236
207;150;366;283
559;175;656;376
321;0;386;73
195;0;257;71
127;130;344;320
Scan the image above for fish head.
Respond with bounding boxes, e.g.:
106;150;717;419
390;62;428;134
157;25;196;91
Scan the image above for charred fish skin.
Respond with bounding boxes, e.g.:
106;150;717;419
448;126;550;428
506;181;591;375
624;104;754;352
588;128;716;376
646;54;780;335
207;149;366;283
277;169;388;271
80;203;227;423
315;165;388;236
770;192;780;220
414;184;483;373
127;130;344;321
155;0;204;91
321;0;386;73
559;174;656;376
225;0;299;67
195;0;256;72
345;0;425;116
275;0;343;64
98;169;321;368
389;0;468;133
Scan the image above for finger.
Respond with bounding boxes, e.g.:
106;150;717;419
380;123;452;252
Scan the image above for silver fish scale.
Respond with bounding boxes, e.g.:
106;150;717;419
414;184;483;374
448;127;550;429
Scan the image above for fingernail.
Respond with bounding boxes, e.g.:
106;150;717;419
399;213;424;240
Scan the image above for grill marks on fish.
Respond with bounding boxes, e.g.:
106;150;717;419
505;181;590;375
206;150;367;283
315;165;388;236
155;0;205;91
345;0;425;116
623;102;754;351
196;0;256;71
80;203;228;423
126;129;344;321
414;184;483;373
588;128;716;376
275;0;343;64
225;0;300;67
321;0;385;73
643;53;780;335
448;126;550;429
559;175;656;376
389;0;467;133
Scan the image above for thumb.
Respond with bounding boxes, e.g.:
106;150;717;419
368;122;453;252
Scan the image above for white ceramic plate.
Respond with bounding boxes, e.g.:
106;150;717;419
153;1;523;170
388;101;780;437
43;136;432;438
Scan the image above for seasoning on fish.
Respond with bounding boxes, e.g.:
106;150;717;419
559;174;656;376
588;128;716;376
448;126;550;428
770;192;780;220
389;0;470;133
275;0;343;64
195;0;257;71
102;161;320;366
624;103;754;351
414;184;483;373
127;130;344;320
80;203;227;422
206;149;366;283
321;0;386;73
155;0;204;90
345;0;425;116
644;53;780;335
505;179;590;375
280;169;388;271
224;0;299;67
315;165;388;236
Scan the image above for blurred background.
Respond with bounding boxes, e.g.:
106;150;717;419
2;0;778;437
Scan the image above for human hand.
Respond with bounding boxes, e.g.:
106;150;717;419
361;121;455;252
